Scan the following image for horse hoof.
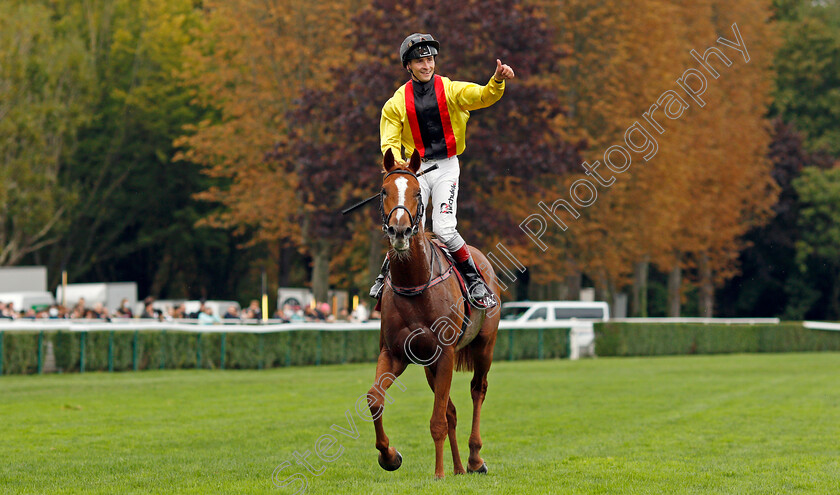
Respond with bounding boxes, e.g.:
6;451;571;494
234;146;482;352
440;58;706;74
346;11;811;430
467;462;488;474
378;450;402;471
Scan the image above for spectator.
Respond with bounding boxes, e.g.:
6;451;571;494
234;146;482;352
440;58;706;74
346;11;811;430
73;297;86;316
223;305;240;320
189;301;206;319
198;306;221;325
317;302;333;321
169;304;186;320
48;305;60;319
273;305;291;323
290;306;305;323
5;302;19;320
351;301;370;323
114;298;134;318
140;301;158;319
246;300;262;320
0;302;10;319
336;307;350;322
92;302;110;320
303;306;319;322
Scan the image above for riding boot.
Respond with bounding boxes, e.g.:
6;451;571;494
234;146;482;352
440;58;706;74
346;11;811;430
369;256;390;299
454;255;498;309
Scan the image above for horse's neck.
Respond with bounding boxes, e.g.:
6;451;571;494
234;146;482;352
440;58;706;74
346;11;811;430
389;235;432;288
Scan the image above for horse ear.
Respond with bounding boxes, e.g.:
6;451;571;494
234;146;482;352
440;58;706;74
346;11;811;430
408;149;421;174
383;149;396;172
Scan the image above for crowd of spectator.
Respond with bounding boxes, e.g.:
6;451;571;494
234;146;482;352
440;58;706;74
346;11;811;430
0;297;380;323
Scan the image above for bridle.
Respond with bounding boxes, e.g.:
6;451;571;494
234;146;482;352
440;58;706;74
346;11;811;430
379;169;424;235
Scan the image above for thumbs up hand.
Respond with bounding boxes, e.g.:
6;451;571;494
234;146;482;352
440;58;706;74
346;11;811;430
493;59;515;82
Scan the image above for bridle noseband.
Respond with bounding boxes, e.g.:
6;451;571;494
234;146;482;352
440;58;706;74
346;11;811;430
380;169;424;235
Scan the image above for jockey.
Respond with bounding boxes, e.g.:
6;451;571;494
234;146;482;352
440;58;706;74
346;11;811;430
370;33;515;309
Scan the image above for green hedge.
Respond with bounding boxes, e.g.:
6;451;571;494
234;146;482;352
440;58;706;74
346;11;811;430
0;327;571;375
594;322;840;356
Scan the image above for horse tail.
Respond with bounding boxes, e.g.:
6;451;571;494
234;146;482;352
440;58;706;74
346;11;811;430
455;344;474;372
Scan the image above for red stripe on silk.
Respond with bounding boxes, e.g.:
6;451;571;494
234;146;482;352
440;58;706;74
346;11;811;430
404;81;426;158
434;75;457;158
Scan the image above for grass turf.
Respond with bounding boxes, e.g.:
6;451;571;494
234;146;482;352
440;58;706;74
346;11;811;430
1;353;839;494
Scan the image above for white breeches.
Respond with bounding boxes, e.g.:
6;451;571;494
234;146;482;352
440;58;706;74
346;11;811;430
418;155;465;252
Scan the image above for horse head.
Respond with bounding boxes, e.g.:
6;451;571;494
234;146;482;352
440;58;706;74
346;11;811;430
380;149;423;254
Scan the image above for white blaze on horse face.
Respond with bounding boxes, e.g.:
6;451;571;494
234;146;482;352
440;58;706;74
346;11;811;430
394;178;409;223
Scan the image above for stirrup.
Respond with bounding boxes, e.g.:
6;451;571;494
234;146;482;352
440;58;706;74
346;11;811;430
369;276;385;299
369;256;390;299
466;283;498;310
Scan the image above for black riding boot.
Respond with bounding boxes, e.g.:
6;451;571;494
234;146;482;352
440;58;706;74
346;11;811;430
454;256;498;309
369;256;390;299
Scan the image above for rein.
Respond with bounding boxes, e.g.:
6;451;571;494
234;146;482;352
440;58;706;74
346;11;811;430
380;168;450;297
386;239;454;297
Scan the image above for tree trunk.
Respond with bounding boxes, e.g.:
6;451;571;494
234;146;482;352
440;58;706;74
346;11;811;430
311;241;331;303
667;260;682;317
565;257;581;301
594;270;610;303
699;252;714;317
830;264;840;320
277;242;292;288
515;267;530;300
550;280;564;300
631;256;650;317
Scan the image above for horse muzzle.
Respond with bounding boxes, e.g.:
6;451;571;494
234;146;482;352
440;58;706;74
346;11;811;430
385;224;418;252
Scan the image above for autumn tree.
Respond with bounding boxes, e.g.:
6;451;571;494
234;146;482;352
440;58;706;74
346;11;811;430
177;0;359;301
531;0;779;317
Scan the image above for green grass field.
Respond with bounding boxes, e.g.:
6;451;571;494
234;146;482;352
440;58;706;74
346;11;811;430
2;353;839;494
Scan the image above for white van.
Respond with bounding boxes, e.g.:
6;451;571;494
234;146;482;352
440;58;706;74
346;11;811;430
500;301;610;323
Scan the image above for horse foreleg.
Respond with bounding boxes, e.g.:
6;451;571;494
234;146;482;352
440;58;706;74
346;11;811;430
467;353;491;473
429;348;455;479
424;366;465;475
368;349;408;472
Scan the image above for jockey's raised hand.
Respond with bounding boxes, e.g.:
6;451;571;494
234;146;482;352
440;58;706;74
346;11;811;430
493;59;515;82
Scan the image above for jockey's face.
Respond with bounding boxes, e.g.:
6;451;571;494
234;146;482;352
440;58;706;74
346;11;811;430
407;56;435;83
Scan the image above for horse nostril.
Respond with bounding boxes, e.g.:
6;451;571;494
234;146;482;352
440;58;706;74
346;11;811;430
386;226;396;237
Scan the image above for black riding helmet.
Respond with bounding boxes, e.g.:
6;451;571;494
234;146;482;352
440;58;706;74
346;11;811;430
399;33;440;67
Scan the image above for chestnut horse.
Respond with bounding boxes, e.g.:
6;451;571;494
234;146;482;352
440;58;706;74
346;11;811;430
366;149;501;479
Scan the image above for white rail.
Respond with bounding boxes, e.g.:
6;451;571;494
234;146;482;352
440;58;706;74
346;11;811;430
0;319;590;333
803;321;840;332
611;317;781;324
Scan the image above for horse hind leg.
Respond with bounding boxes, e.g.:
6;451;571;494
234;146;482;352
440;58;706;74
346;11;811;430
369;349;408;471
424;367;466;475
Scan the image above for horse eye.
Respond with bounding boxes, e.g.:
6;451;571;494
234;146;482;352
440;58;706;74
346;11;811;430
381;189;386;197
